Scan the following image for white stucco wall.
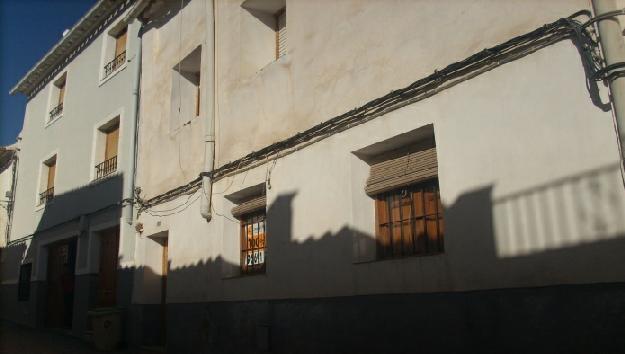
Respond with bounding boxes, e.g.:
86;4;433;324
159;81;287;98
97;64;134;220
134;1;625;303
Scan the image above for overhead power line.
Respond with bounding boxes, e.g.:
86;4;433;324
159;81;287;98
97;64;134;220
140;10;608;211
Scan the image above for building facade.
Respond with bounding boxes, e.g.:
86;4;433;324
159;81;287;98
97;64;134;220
1;0;142;340
0;144;18;274
3;0;625;353
133;0;625;352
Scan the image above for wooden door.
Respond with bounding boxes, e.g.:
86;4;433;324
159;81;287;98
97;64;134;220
97;227;120;307
104;126;119;160
160;238;168;344
115;29;127;57
45;239;76;328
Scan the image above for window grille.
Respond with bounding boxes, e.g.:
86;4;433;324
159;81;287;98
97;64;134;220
375;179;444;259
240;211;267;274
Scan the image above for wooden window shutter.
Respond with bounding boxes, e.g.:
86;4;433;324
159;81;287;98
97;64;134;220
232;195;267;218
105;125;119;160
58;82;65;105
115;28;127;58
276;10;287;59
47;160;56;189
365;147;438;196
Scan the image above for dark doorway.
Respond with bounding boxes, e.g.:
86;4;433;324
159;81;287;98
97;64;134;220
159;237;168;346
45;238;77;328
97;226;120;307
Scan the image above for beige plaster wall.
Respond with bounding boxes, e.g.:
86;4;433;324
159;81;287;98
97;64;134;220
135;34;625;303
214;0;589;165
135;0;208;200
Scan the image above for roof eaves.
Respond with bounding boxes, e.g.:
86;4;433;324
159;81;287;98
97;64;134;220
9;0;132;96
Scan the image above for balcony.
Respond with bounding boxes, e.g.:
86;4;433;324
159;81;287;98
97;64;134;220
49;103;63;120
38;187;54;206
95;156;117;181
103;51;126;79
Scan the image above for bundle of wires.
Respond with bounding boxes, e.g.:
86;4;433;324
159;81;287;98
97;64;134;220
140;10;607;212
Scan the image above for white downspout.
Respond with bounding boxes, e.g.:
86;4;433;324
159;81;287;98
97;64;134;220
122;20;142;227
592;0;625;170
200;0;216;221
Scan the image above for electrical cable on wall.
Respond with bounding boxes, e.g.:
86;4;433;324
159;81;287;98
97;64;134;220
138;10;618;212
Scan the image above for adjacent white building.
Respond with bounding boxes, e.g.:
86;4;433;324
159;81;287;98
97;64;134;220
1;0;141;339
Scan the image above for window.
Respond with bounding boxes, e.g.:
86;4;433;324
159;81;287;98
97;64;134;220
170;46;202;132
275;8;287;59
365;135;444;259
95;118;119;180
232;194;267;274
240;0;286;74
103;26;127;80
18;263;32;301
49;73;66;121
39;155;56;205
375;180;444;259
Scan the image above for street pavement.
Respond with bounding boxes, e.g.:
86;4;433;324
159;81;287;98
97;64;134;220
0;321;153;354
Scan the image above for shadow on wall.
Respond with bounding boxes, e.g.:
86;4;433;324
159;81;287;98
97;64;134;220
35;174;124;234
126;163;625;353
140;0;191;33
2;174;124;277
2;163;625;352
0;175;124;329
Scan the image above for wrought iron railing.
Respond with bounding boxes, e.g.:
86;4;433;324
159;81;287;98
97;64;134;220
103;51;126;79
95;156;117;180
49;103;63;120
38;187;54;206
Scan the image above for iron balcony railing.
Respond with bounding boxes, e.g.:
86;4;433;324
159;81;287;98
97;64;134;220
38;187;54;206
103;51;126;79
95;156;117;180
49;103;63;120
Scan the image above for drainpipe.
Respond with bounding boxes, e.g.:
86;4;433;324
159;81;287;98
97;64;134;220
200;0;216;221
122;20;143;227
592;0;625;169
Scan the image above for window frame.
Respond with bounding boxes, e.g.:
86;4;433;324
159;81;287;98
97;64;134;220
37;153;58;208
374;179;444;260
275;7;286;59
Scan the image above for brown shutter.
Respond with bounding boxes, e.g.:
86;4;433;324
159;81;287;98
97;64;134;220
365;147;438;196
47;161;56;189
115;29;127;57
58;82;65;105
105;125;119;160
276;10;287;59
232;195;266;218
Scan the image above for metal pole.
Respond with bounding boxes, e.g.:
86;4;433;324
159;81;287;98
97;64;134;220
592;0;625;169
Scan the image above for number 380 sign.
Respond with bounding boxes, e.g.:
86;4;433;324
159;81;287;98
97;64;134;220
246;249;265;266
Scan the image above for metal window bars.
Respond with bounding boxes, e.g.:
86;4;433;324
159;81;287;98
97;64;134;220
38;187;54;206
95;156;117;180
49;103;63;120
240;212;267;275
376;180;444;259
103;51;126;79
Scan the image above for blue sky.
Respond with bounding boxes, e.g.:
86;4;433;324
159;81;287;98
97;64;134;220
0;0;97;145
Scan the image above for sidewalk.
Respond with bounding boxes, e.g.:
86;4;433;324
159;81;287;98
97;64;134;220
0;321;150;354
